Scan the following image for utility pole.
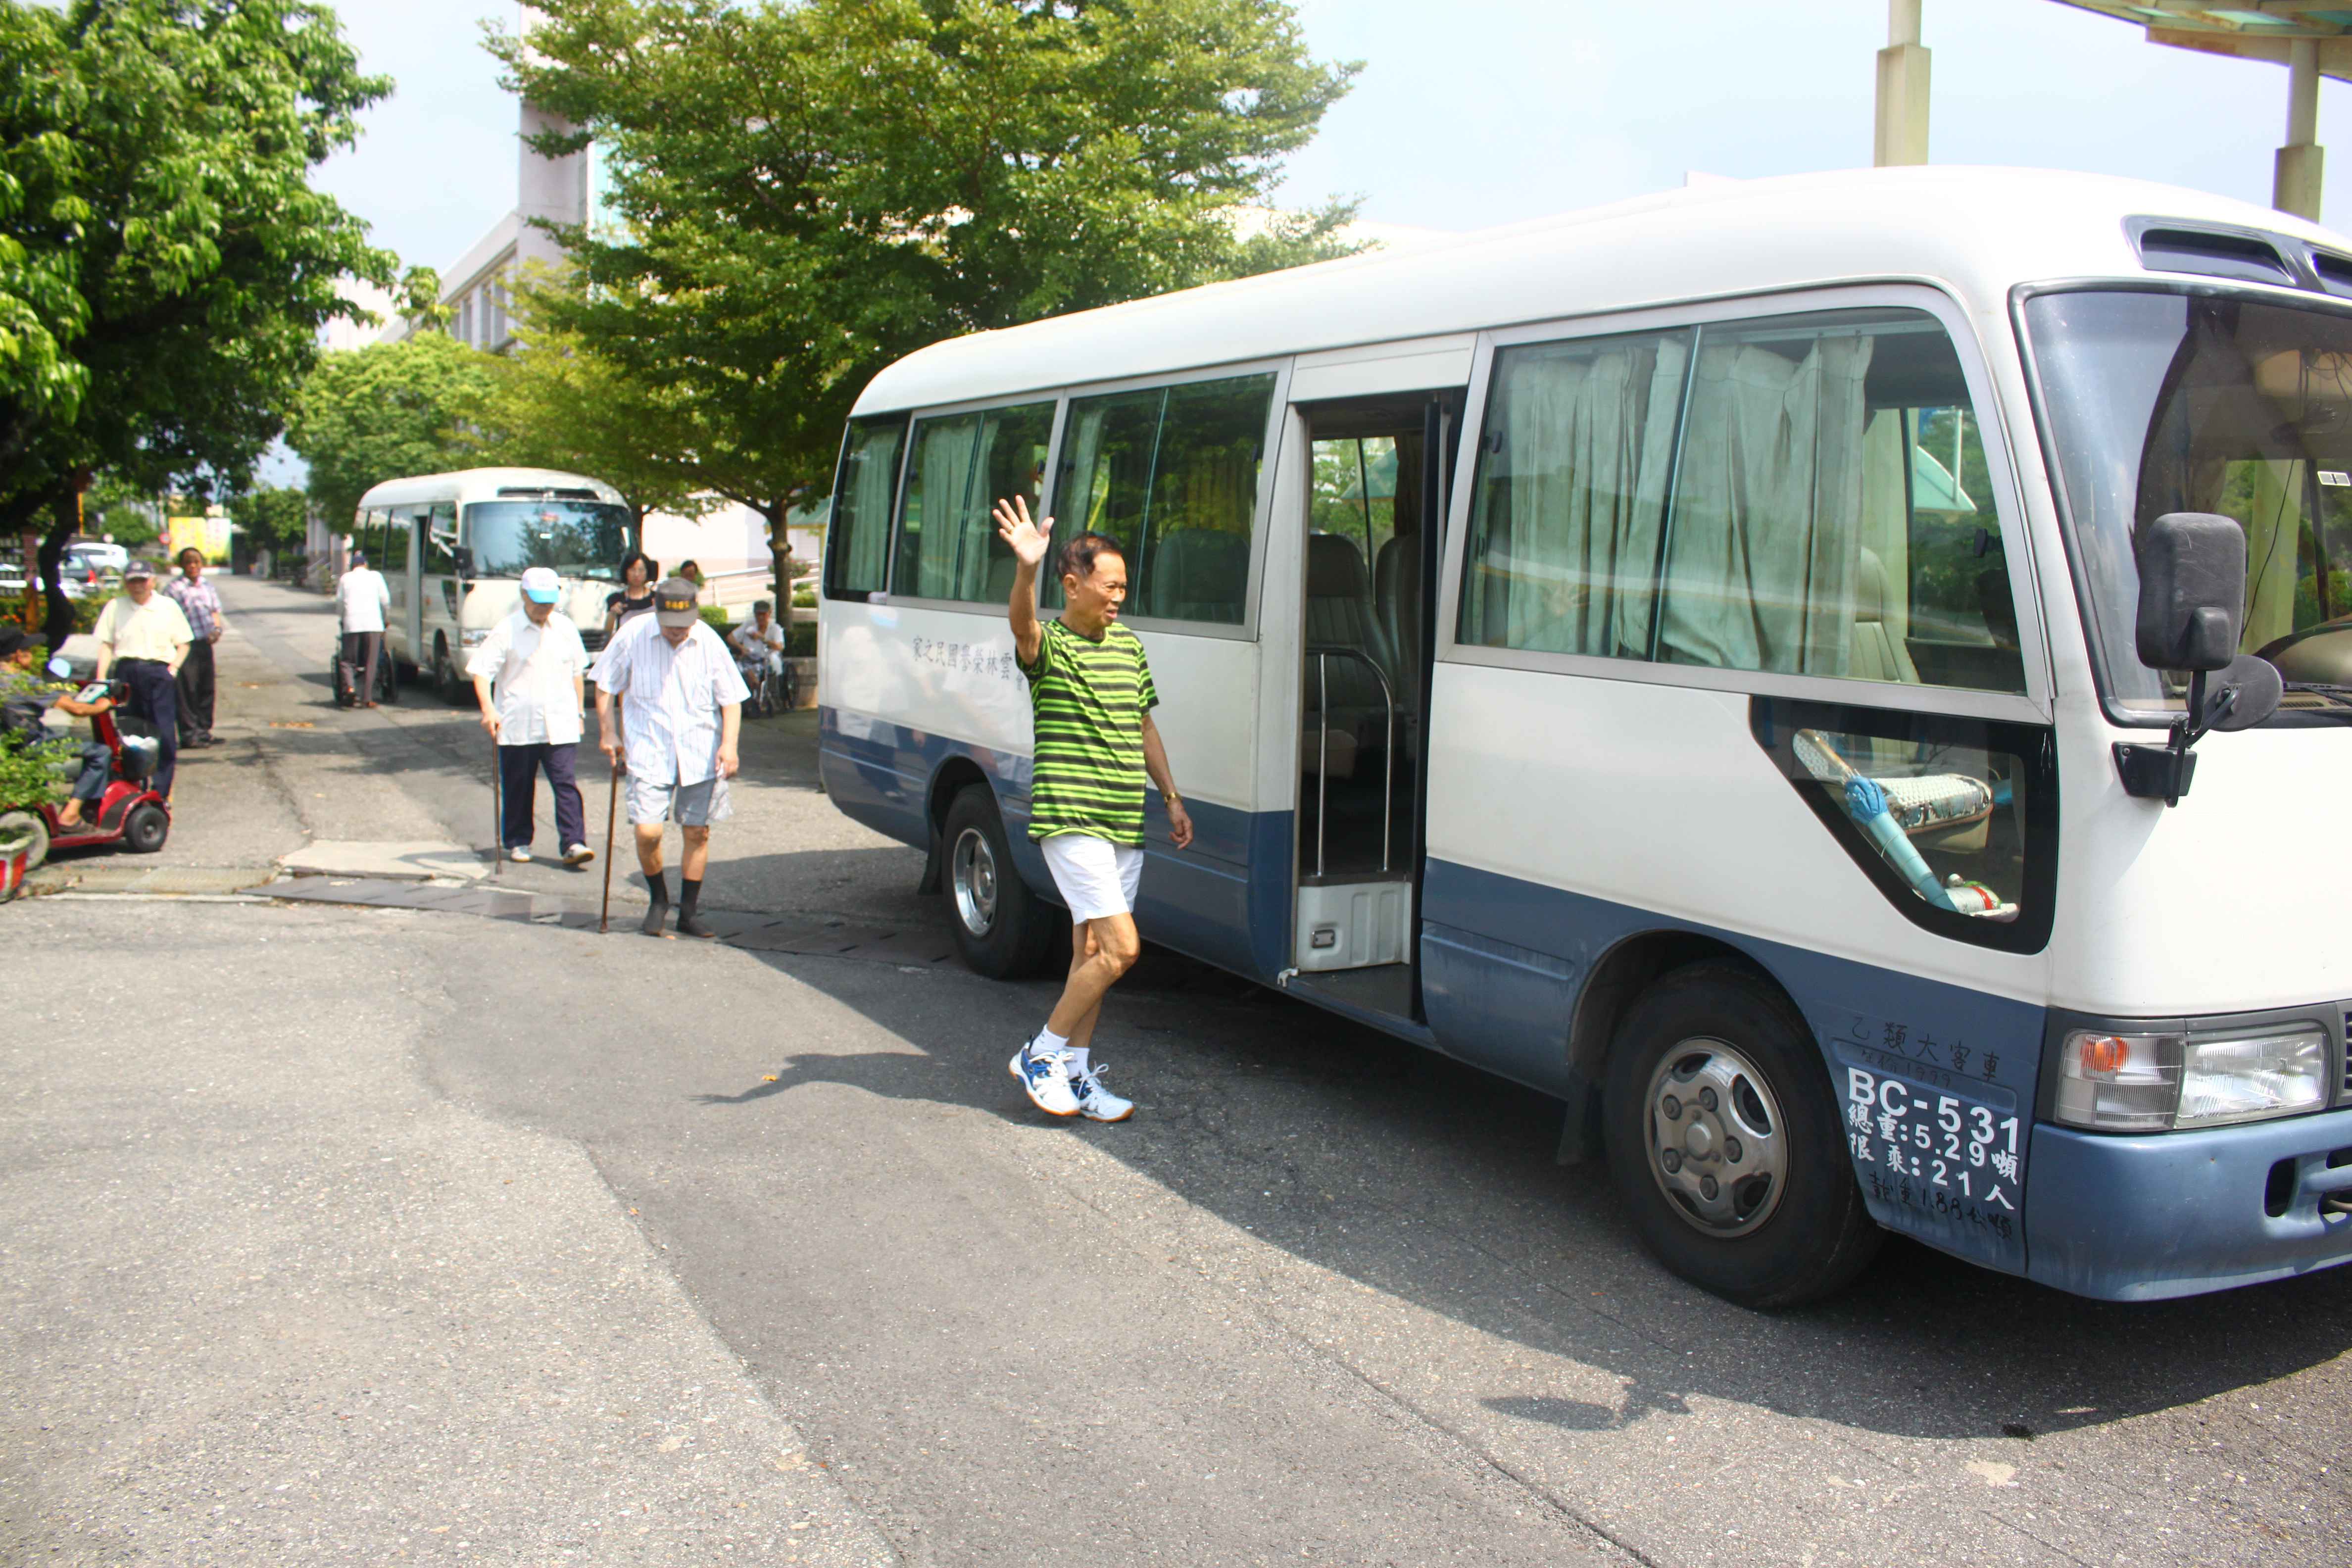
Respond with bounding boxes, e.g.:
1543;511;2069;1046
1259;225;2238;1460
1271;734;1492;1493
2277;37;2324;222
1875;0;1931;168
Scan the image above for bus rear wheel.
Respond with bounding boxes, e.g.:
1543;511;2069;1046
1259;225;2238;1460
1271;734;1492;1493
1604;962;1882;1309
942;784;1056;980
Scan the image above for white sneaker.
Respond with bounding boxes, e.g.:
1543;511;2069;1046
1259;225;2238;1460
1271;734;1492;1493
1071;1061;1133;1123
562;842;595;866
508;846;532;863
1009;1038;1079;1117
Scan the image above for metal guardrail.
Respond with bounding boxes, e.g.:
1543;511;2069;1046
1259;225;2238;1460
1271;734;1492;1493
1308;644;1395;880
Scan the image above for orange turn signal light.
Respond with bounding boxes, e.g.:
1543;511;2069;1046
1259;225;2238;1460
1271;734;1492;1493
2079;1034;2130;1075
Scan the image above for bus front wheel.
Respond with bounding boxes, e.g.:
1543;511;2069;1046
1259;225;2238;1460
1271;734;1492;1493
941;785;1056;980
1603;963;1882;1309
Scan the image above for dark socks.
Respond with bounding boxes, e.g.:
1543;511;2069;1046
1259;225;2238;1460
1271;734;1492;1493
640;869;671;936
677;877;713;939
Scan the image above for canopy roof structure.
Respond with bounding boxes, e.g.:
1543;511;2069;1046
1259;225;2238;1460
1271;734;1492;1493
2055;5;2352;74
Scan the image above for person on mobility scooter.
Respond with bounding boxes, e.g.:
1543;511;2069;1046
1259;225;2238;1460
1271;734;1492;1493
0;626;169;861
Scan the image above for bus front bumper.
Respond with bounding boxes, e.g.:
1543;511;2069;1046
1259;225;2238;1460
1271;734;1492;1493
2026;1109;2352;1300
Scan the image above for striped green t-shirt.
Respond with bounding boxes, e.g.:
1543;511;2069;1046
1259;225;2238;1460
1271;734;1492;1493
1020;617;1159;845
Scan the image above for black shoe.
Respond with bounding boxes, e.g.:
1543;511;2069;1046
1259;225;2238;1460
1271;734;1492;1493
676;910;716;940
640;902;670;937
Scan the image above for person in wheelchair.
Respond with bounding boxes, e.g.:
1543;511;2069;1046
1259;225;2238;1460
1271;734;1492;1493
0;627;114;830
729;599;785;686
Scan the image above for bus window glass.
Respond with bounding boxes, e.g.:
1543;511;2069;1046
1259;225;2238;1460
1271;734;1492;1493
1461;329;1692;656
1056;373;1274;623
826;416;905;598
2026;289;2352;714
1049;388;1163;610
1310;436;1399;564
461;499;633;580
1656;310;2025;693
383;507;415;576
894;400;1054;603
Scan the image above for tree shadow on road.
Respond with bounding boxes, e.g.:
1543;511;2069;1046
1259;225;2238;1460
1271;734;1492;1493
687;906;2352;1447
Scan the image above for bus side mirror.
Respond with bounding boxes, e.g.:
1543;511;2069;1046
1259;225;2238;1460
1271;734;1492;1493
2135;512;2243;673
451;546;474;580
2117;512;2280;804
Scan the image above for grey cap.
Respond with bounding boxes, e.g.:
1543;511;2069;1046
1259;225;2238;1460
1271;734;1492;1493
652;577;700;629
122;558;155;580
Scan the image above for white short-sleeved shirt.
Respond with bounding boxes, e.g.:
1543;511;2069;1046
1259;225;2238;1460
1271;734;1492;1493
466;608;588;747
594;619;748;785
731;618;784;657
337;567;391;634
93;594;193;662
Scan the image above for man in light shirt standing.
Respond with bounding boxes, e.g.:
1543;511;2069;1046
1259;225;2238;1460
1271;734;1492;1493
92;559;193;802
335;547;392;707
592;577;746;939
468;565;594;867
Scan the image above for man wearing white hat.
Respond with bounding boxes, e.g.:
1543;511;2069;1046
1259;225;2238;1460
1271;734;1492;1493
468;565;593;866
592;575;745;937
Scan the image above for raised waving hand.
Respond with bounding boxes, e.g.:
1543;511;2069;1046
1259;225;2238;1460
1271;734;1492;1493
994;495;1054;663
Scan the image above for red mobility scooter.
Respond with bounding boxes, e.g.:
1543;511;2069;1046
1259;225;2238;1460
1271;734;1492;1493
5;662;170;869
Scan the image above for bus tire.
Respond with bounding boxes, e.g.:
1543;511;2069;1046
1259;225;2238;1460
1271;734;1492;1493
435;635;468;705
941;784;1055;980
1603;963;1882;1309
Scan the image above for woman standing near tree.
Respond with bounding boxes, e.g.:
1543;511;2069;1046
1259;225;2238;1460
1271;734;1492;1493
604;552;658;639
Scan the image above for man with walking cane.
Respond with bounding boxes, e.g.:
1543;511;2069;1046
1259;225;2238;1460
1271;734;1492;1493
592;577;745;938
467;566;594;867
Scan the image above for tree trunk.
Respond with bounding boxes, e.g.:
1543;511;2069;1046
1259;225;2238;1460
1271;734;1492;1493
765;502;793;637
38;479;80;650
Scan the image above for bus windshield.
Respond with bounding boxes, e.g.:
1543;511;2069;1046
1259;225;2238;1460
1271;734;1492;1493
2025;288;2352;714
462;499;634;581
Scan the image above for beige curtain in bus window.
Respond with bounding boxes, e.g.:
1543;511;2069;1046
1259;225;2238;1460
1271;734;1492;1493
835;421;902;593
1479;335;1687;655
1660;332;1875;675
898;414;981;600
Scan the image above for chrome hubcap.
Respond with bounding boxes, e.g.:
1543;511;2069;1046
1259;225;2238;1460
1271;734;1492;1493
950;826;996;937
1643;1038;1787;1237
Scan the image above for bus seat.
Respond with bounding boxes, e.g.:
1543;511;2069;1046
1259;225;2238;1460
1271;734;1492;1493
1374;532;1421;699
1144;528;1249;622
1850;547;1919;685
1305;534;1396;760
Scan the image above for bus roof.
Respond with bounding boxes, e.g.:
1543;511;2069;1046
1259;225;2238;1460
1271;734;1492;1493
355;467;627;511
852;165;2349;416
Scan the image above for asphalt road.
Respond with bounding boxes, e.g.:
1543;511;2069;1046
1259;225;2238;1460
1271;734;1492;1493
6;577;2349;1566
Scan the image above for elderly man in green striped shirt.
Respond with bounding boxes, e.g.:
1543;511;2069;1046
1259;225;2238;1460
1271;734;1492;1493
993;495;1194;1123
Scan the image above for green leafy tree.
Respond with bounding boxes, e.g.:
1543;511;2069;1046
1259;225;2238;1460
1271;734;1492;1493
468;269;715;528
0;0;393;646
286;333;501;533
228;485;311;555
83;472;161;549
493;0;1362;608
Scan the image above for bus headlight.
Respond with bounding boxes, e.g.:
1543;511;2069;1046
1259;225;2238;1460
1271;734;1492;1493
2056;1026;2328;1131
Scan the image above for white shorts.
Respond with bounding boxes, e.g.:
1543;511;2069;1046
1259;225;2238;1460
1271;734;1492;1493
628;773;732;827
1040;833;1144;925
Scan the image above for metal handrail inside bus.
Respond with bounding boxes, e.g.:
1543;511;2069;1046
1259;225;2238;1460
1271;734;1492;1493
1308;644;1396;879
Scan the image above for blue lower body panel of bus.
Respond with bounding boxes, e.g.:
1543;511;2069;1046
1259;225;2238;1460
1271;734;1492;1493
2025;1112;2352;1301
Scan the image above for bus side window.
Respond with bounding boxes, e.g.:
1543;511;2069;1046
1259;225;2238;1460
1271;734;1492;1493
428;502;457;567
896;400;1054;604
826;416;906;599
1460;329;1692;658
1055;373;1276;624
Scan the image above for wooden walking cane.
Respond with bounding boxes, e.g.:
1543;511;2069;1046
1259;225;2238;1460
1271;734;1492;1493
598;752;621;933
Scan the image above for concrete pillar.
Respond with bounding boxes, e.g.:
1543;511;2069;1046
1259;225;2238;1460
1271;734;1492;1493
2275;38;2324;222
1875;0;1930;168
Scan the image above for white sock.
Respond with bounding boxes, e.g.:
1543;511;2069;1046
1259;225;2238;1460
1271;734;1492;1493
1064;1046;1091;1079
1031;1027;1069;1061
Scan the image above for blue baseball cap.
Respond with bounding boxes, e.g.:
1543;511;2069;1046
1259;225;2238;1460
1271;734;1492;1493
519;566;560;604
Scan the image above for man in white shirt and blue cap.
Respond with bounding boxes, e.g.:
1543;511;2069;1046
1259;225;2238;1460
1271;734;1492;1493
592;576;746;937
468;565;594;866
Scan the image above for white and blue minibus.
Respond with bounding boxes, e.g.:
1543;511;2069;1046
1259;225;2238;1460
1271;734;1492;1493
817;167;2352;1306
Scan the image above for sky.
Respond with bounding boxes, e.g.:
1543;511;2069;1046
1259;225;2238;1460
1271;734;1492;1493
320;0;2352;277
